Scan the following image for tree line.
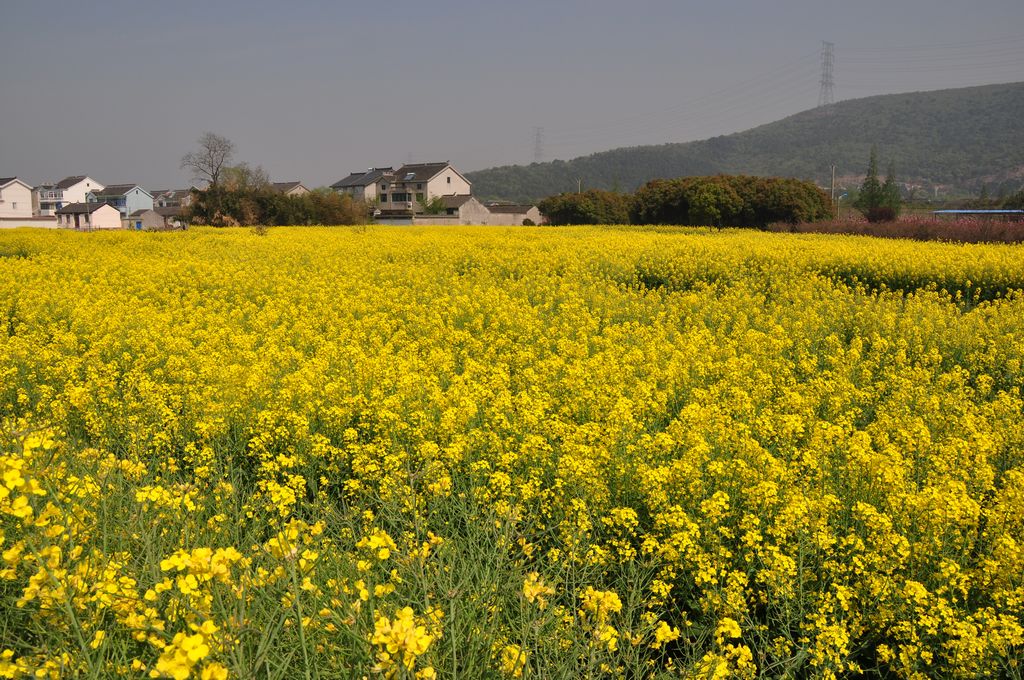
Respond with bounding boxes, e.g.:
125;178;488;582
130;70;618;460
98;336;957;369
538;175;835;227
187;186;370;227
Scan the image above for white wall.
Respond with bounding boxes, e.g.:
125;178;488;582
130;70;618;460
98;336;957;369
0;217;59;229
63;177;104;204
426;169;471;199
89;204;122;229
0;182;33;218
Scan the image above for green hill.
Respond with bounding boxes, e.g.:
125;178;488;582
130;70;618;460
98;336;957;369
467;82;1024;203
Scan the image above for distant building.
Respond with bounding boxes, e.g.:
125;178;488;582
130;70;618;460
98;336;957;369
57;175;105;204
378;162;472;215
126;209;163;230
440;195;492;223
127;208;186;230
151;188;196;208
56;202;122;230
155;207;187;229
87;184;154;218
271;181;310;197
485;203;543;225
331;168;394;202
34;175;105;215
33;183;61;216
0;178;34;219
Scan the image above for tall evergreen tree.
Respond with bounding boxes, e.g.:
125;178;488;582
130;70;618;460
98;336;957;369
854;147;899;222
881;161;901;218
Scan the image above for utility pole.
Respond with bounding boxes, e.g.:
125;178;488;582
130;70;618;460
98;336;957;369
533;127;544;164
576;178;582;194
818;41;835;107
830;164;836;202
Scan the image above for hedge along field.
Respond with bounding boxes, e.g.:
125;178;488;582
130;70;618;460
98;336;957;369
1;226;1023;679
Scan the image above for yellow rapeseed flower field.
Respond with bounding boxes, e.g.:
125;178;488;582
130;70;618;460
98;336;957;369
1;225;1022;678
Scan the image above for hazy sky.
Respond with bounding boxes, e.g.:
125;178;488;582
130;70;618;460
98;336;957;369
2;0;1022;189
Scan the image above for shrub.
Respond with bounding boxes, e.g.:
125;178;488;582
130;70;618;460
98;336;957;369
537;190;631;225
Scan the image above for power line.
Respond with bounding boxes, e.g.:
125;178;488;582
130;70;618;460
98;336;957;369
527;35;1022;161
843;34;1024;53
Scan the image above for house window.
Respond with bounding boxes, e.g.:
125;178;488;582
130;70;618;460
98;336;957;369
416;183;423;190
416;193;424;202
11;203;16;210
381;184;387;191
446;177;451;184
380;194;388;203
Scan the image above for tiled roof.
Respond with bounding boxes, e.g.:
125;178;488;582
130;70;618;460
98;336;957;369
441;195;474;209
90;183;143;197
56;202;111;215
393;163;452;183
486;203;536;214
271;181;305;193
331;167;394;189
55;175;89;189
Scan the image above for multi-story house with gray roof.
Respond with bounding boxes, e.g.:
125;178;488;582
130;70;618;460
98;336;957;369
34;175;105;215
87;184;153;218
151;188;196;209
377;162;472;214
330;167;394;202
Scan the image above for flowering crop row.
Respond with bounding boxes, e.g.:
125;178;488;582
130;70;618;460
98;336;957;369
0;225;1022;678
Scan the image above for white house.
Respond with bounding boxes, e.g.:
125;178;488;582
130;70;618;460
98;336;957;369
52;175;105;206
0;178;34;219
378;162;472;214
56;202;122;230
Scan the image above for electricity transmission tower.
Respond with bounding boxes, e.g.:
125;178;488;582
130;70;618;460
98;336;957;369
533;127;544;164
818;41;835;107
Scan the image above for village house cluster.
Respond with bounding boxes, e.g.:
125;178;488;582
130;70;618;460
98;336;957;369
1;161;540;229
331;162;541;225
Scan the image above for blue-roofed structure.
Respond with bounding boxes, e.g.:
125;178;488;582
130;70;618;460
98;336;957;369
932;210;1024;215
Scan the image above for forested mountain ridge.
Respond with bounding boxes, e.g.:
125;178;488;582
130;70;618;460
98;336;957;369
467;82;1024;203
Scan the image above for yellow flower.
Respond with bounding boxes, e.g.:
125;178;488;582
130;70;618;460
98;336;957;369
497;643;527;678
522;572;555;609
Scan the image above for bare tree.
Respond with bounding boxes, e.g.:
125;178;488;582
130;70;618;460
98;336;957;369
181;132;235;187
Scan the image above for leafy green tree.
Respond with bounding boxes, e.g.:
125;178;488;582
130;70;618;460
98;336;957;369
222;163;270;191
418;196;446;215
689;182;741;227
1002;189;1024;210
537;190;630;225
